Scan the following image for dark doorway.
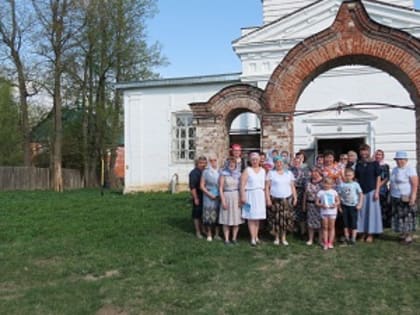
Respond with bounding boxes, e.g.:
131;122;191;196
317;137;365;160
229;132;260;155
229;113;261;156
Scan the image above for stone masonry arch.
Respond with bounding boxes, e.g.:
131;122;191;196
264;0;419;155
190;84;266;162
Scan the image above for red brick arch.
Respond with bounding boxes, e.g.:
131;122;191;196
206;84;266;128
189;84;266;160
265;0;420;113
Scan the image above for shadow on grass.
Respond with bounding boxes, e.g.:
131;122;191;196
166;216;193;235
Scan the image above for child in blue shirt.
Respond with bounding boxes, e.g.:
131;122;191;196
338;168;364;245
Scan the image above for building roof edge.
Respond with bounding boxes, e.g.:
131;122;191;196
116;73;242;90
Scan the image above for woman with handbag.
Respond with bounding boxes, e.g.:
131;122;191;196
390;151;418;244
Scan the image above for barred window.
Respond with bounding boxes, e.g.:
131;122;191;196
172;112;195;162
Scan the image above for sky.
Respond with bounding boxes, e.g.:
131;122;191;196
148;0;420;79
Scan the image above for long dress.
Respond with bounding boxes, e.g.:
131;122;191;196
219;173;243;226
390;165;417;233
242;167;266;220
378;163;391;228
306;181;322;229
355;161;383;234
290;166;308;222
202;167;220;226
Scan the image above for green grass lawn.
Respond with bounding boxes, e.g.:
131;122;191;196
0;190;419;315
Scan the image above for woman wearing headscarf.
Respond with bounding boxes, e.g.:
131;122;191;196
219;157;243;244
290;152;309;238
240;152;266;246
265;156;297;245
200;153;221;241
374;149;391;228
390;151;418;244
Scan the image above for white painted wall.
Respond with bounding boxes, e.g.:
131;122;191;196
293;66;416;165
123;83;234;192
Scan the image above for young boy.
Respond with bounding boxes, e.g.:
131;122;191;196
338;168;364;245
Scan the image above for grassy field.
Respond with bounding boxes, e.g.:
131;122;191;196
0;190;419;315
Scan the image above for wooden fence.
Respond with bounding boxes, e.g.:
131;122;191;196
0;167;84;191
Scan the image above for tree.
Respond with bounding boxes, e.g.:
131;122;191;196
0;78;23;165
0;0;36;166
65;0;165;187
0;0;166;189
31;0;84;191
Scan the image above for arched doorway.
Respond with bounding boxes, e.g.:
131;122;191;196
294;65;415;165
264;0;419;165
230;111;261;156
189;84;266;162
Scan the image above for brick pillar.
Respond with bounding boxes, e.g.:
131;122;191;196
261;113;294;154
194;118;229;167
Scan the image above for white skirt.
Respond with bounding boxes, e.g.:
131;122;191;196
242;189;266;220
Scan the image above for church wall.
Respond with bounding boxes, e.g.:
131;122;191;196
123;82;236;193
293;68;416;165
262;0;414;25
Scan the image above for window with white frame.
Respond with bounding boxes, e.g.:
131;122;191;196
172;112;195;162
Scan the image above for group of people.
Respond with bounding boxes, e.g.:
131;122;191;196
189;143;418;249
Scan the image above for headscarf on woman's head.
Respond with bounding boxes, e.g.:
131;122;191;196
249;152;260;160
273;156;284;163
375;149;386;165
221;157;240;180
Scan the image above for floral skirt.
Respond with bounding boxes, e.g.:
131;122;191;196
202;196;220;226
392;197;417;233
268;196;294;233
306;202;321;229
380;192;392;228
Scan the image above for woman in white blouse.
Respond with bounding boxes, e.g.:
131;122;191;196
265;156;297;246
390;151;418;244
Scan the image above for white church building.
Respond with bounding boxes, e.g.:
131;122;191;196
117;0;420;192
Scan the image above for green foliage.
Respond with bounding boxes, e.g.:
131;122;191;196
31;107;84;169
1;1;166;177
0;190;419;314
0;79;23;165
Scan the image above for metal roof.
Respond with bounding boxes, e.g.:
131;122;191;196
116;73;241;90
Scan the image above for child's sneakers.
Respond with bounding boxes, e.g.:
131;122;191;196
323;242;334;250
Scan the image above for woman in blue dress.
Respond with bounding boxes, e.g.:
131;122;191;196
355;144;383;242
200;154;221;241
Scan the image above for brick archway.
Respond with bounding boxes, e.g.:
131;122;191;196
264;0;419;160
265;1;419;112
190;84;266;161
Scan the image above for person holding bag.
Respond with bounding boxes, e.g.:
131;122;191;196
390;151;418;244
